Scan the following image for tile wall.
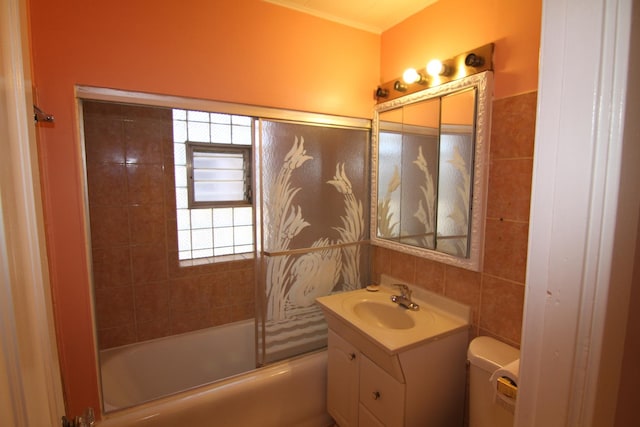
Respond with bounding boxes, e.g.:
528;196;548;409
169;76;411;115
372;91;538;347
84;101;255;350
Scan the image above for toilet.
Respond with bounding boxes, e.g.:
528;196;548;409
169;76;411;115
467;336;520;427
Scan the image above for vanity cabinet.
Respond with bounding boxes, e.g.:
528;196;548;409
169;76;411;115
326;327;468;427
317;284;471;427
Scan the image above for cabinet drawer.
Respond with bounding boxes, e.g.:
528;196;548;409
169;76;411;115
359;403;385;427
359;355;404;426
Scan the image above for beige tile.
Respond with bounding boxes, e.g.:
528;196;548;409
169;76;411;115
131;244;168;284
487;158;533;222
479;275;525;344
83;100;123;118
129;204;166;245
91;246;131;288
86;162;127;207
97;324;137;350
94;286;135;329
124;119;166;165
444;266;482;325
126;163;165;205
136;317;171;342
490;91;537;160
89;205;129;248
169;277;211;313
134;282;169;322
231;303;255;322
483;219;529;283
83;116;125;165
387;250;417;283
414;257;445;294
170;310;214;335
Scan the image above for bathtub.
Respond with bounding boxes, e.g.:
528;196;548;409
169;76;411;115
98;319;333;427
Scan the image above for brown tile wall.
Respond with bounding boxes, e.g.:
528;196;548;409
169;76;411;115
372;91;537;347
84;101;255;350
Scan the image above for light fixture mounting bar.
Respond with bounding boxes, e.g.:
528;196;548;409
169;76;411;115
375;43;494;103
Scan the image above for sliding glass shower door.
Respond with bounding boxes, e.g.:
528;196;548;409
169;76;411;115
257;119;370;364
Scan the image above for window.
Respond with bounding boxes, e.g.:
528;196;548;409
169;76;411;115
173;109;255;260
188;142;251;207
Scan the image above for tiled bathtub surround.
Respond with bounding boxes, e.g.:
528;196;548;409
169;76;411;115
372;91;537;347
84;101;254;349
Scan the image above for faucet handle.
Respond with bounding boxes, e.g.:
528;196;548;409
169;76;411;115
393;284;411;298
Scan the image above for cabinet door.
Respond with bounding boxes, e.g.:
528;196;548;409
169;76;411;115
327;330;359;427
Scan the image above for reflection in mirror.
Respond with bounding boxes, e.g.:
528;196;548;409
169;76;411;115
372;71;492;271
437;88;476;257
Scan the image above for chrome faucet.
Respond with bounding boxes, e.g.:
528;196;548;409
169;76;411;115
390;284;419;311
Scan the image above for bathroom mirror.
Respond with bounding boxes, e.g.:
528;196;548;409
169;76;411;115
371;71;492;271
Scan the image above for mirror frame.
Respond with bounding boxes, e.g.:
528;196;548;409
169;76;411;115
370;71;493;271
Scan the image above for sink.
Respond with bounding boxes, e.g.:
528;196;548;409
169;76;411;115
352;301;415;329
316;284;470;353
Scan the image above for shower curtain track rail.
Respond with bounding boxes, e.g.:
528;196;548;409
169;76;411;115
262;240;369;257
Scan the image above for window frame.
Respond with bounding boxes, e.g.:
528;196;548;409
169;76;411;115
186;141;253;209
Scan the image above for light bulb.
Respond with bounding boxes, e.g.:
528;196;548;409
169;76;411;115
426;59;444;77
402;68;422;84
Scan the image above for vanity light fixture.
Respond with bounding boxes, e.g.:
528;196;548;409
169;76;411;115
402;68;427;85
374;43;494;103
465;53;485;67
426;59;452;77
393;80;408;92
375;87;389;99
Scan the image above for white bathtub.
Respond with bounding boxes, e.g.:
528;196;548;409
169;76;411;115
98;319;332;427
101;319;257;410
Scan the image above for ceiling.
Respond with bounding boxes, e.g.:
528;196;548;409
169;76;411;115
263;0;439;34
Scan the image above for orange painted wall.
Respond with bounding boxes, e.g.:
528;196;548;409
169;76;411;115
28;0;379;417
381;0;542;99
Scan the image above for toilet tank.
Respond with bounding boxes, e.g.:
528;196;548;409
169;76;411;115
467;336;520;427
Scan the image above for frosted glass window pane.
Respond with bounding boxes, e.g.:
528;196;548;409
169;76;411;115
211;124;231;144
192;228;213;250
177;209;191;230
232;125;252;145
191;209;212;228
193;169;244;182
213;208;233;227
173;109;186;120
233;207;253;225
174;165;187;187
192;248;214;258
234;225;253;245
187;110;209;122
210;113;231;124
235;245;253;254
179;251;192;260
173;121;187;143
188;121;209;142
175;188;188;209
214;227;233;247
214;247;234;256
174;143;186;165
178;230;192;251
192;152;243;169
232;115;252;126
194;182;244;202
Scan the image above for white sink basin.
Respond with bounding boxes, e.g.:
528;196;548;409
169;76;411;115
316;285;469;354
352;301;415;329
